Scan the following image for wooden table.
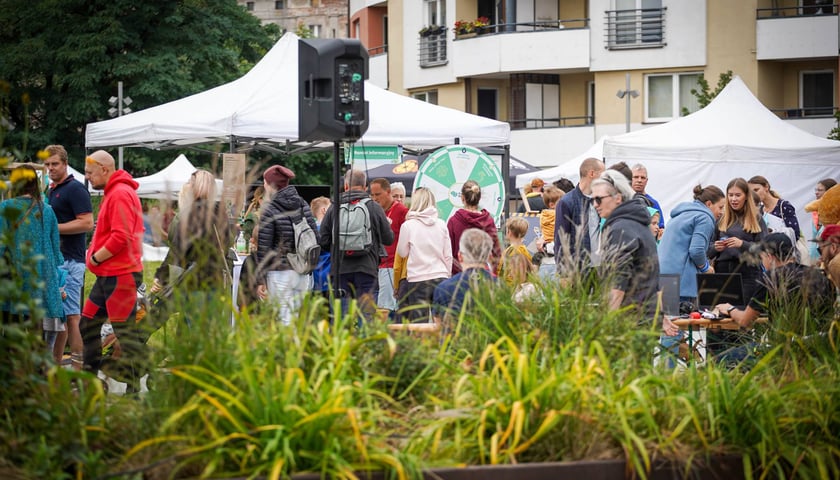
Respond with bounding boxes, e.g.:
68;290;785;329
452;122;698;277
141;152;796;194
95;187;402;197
670;316;768;364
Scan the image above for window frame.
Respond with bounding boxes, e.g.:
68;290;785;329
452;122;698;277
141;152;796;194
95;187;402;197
644;72;701;123
412;91;439;105
800;69;835;117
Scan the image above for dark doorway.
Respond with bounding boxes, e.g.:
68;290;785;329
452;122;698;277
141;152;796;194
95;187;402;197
477;89;498;120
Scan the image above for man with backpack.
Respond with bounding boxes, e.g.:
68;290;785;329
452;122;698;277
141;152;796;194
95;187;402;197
255;165;320;325
319;169;394;322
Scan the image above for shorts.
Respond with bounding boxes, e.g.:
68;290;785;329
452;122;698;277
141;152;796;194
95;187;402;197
60;259;86;316
82;272;142;323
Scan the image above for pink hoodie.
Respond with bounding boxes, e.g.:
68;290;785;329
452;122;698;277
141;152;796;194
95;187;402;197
396;207;452;282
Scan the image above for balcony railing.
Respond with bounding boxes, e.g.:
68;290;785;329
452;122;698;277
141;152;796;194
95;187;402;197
604;8;666;49
771;107;837;118
508;115;594;130
367;44;388;56
757;3;837;19
419;32;447;67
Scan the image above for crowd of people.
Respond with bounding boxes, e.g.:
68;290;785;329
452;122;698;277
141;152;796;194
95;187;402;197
2;146;839;384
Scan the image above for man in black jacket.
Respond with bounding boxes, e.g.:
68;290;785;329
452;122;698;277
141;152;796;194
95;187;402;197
256;165;319;324
319;169;394;322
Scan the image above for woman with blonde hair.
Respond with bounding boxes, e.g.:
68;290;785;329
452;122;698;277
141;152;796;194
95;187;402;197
395;187;452;322
153;169;230;295
710;177;768;300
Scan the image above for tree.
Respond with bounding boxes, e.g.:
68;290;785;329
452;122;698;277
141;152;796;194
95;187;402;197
0;0;279;172
681;70;733;116
828;110;840;141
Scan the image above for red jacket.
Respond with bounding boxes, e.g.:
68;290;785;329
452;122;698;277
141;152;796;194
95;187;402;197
447;208;502;274
380;200;408;269
87;170;143;276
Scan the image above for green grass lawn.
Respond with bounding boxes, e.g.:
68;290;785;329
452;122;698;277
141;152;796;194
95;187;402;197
83;261;161;299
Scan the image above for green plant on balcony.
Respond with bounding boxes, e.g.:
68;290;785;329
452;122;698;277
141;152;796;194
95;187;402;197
418;25;445;38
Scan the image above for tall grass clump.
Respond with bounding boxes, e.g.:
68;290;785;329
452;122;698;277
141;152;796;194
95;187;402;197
127;293;421;479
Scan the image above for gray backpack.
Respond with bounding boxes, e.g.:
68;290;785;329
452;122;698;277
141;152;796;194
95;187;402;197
287;207;320;274
338;197;373;256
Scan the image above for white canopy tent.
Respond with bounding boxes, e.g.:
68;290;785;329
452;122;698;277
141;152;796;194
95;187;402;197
601;76;840;230
67;155;220;200
133;154;223;200
84;33;510;150
515;136;606;189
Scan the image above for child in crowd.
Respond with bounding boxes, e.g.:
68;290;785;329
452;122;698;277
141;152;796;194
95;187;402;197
498;217;532;286
648;207;663;244
537;185;564;278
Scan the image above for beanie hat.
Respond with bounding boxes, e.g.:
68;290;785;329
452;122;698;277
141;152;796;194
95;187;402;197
263;165;295;190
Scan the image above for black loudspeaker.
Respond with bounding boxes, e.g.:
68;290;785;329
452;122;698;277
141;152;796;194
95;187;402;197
298;39;370;142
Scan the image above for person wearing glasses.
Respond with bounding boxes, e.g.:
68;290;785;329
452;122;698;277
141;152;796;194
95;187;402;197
590;170;660;316
553;157;605;272
80;150;146;392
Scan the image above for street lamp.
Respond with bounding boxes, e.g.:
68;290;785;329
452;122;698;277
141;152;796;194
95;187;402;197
108;81;132;170
616;73;639;133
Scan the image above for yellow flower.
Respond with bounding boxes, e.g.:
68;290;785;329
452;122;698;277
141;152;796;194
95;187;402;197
0;156;9;167
21;92;30;105
36;149;49;160
0;182;7;191
10;168;36;184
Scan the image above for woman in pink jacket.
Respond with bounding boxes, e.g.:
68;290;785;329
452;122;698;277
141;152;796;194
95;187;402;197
395;187;452;322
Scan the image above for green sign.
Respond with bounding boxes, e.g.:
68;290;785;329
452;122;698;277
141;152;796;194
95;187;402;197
345;145;402;164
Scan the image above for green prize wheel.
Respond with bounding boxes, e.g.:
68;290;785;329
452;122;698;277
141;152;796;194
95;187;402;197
413;145;505;223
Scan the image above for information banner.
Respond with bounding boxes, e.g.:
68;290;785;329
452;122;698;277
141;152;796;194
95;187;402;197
222;153;247;219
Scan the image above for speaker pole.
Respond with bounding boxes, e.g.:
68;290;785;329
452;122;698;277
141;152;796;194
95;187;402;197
331;141;342;301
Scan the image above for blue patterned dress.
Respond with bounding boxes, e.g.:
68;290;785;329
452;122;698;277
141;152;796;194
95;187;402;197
0;197;65;321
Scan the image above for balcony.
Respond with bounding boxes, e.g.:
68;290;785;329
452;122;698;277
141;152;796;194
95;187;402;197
756;5;838;60
604;8;666;50
451;20;590;78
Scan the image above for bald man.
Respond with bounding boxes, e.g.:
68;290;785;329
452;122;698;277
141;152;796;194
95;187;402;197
81;150;146;391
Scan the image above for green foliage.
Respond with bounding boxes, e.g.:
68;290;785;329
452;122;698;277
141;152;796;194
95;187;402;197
828;110;840;141
0;0;280;171
681;70;734;116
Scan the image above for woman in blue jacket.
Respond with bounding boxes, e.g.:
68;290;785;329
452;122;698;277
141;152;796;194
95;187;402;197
657;184;726;367
659;185;726;299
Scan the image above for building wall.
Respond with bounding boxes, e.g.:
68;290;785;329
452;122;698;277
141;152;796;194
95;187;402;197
707;0;758;91
237;0;348;38
388;0;406;95
351;6;387;51
559;72;594;122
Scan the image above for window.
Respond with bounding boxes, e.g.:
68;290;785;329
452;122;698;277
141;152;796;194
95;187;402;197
309;24;321;38
275;0;284;9
645;73;701;122
246;2;254;11
801;71;835;116
425;0;445;27
607;0;664;49
587;81;596;124
510;74;559;129
412;91;439;105
802;0;834;15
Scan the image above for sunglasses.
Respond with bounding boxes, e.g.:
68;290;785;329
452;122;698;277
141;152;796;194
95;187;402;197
592;194;615;206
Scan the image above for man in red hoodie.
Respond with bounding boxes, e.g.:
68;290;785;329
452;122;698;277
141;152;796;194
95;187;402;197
81;150;145;391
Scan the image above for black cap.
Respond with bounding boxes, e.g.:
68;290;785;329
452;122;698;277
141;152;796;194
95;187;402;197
760;232;795;260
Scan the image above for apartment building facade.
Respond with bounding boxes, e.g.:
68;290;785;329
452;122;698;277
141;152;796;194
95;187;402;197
238;0;349;39
350;0;838;167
